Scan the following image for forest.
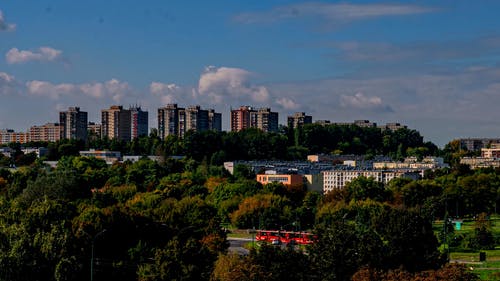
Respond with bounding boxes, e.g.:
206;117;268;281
0;125;496;280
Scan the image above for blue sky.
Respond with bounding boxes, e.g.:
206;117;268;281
2;1;500;146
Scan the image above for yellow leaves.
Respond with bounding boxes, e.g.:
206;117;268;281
205;176;227;192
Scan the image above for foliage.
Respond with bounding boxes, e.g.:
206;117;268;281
351;264;479;281
211;244;311;281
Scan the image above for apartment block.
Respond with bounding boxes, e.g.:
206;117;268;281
230;106;279;132
322;169;420;193
0;129;29;144
459;138;500;152
158;104;221;139
287;112;312;129
373;156;447;170
60;107;88;141
158;104;181;139
87;122;102;140
130;106;149;139
230;106;253;132
29;123;61;142
378;122;408;131
102;105;148;141
481;143;500;158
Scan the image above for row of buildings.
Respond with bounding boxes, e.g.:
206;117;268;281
226;156;447;194
0;103;409;144
460;143;500;169
0;106;149;144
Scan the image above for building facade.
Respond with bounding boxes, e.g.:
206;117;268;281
59;107;88;141
29;123;61;142
253;108;279;132
102;105;148;141
256;173;304;186
0;129;29;144
130;106;149;139
322;169;421;193
287;112;312;129
158;104;221;139
230;106;253;132
230;106;279;132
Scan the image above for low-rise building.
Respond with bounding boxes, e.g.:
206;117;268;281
322;169;421;193
373;156;447;170
481;143;500;158
80;149;121;164
21;147;48;158
0;129;29;144
460;157;500;169
256;172;304;186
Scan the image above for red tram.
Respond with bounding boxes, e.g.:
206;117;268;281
255;230;316;245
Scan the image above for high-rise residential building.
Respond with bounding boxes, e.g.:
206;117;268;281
230;106;279;132
130;106;149;139
101;105;124;140
208;109;222;132
158;104;221;139
183;105;209;137
29;123;61;142
230;106;253;132
158;104;181;140
59;107;88;141
102;105;148;141
87;122;102;140
252;107;279;133
287;112;312;129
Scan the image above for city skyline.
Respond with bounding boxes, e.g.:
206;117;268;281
2;1;500;146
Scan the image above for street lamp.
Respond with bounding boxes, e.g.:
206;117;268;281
91;229;107;281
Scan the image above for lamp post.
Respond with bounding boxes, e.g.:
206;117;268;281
90;229;107;281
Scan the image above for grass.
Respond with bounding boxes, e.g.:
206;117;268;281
434;215;500;280
449;250;500;280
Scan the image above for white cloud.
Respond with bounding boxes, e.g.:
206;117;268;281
150;82;180;95
6;47;63;64
0;72;15;83
25;79;130;102
25;80;76;99
0;72;18;95
341;92;383;108
198;66;269;103
276;97;299;110
0;10;16;32
234;3;435;25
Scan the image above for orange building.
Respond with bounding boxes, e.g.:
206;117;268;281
256;174;304;186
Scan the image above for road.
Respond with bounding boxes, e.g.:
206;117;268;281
228;237;252;255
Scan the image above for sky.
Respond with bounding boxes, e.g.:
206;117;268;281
1;1;500;147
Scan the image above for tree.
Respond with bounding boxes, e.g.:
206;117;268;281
345;176;392;203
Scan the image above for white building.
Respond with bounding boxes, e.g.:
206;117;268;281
322;169;421;193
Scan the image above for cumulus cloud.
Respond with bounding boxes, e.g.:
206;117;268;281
0;72;19;95
150;82;180;95
26;80;76;99
0;10;16;32
197;66;269;104
0;72;15;84
234;2;435;25
340;92;393;112
149;82;195;105
276;97;299;110
6;47;63;64
25;79;130;102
